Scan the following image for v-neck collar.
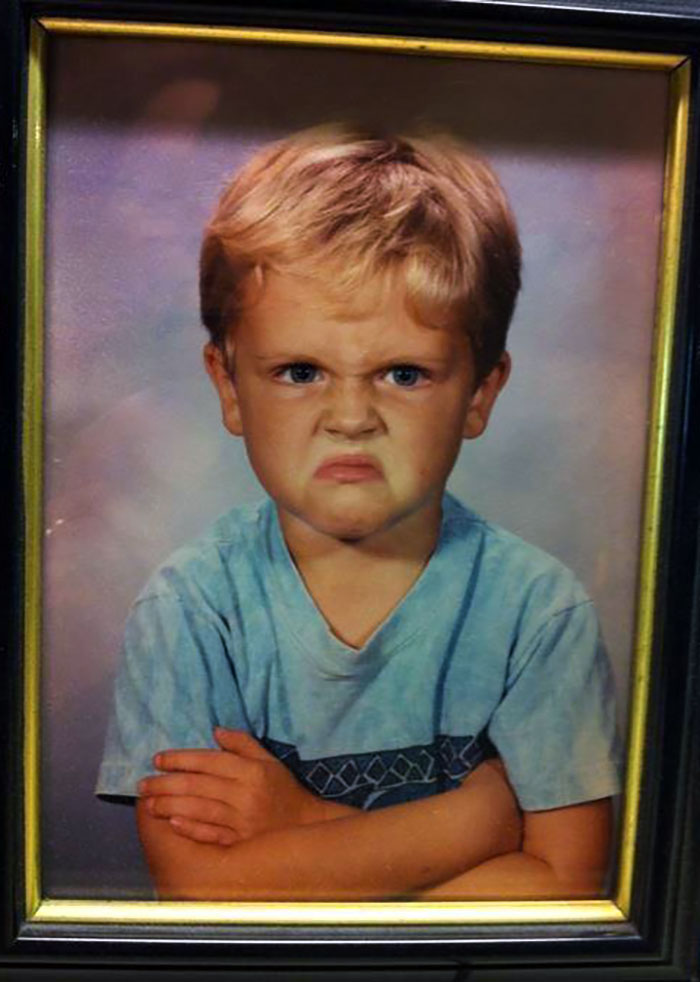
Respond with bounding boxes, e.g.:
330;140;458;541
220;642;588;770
261;495;470;679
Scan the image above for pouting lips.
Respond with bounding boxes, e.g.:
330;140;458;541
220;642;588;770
313;455;383;483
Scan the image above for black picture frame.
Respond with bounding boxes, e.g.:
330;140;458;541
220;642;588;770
2;1;699;979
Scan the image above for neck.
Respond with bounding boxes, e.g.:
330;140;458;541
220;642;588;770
276;497;445;649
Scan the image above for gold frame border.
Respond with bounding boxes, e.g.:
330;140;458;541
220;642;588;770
22;17;690;928
615;58;691;914
31;898;624;926
40;17;682;70
23;20;47;922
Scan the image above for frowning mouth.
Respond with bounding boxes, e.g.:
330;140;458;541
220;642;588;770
313;454;383;483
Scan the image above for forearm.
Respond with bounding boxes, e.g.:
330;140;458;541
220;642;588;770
414;851;593;900
139;767;520;901
312;798;359;821
416;799;613;900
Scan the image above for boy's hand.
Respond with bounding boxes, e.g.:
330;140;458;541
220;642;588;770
138;728;329;846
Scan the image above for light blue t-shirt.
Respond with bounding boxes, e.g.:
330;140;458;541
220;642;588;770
96;494;621;811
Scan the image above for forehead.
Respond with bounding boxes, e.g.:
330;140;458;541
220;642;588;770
236;270;470;362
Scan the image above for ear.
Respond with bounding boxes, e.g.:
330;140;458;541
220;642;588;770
203;341;244;436
463;352;511;440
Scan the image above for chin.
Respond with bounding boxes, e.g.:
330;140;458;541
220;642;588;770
308;497;395;542
316;513;385;542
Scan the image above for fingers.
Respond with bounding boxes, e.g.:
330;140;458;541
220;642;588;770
153;748;250;779
138;772;236;803
169;816;237;847
150;732;271;781
143;793;236;829
214;727;273;760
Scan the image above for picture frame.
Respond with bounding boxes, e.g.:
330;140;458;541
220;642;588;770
2;0;699;979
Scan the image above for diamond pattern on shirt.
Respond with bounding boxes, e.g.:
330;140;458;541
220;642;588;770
261;732;494;809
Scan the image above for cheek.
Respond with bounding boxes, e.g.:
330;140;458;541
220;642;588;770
397;397;465;444
240;402;312;467
239;386;306;433
406;399;469;470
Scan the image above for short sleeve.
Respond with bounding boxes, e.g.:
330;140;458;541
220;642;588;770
95;589;249;800
488;600;622;811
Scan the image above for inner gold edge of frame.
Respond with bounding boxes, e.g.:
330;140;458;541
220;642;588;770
23;17;686;927
32;898;625;925
613;60;691;917
23;21;47;921
38;17;684;70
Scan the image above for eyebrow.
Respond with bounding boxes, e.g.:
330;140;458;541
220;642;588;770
253;353;308;361
253;352;452;366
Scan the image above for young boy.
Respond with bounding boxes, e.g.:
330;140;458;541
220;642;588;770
96;126;620;901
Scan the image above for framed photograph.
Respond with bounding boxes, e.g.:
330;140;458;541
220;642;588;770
2;0;699;979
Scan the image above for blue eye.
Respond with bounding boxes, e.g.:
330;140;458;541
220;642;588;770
386;365;426;387
277;363;319;384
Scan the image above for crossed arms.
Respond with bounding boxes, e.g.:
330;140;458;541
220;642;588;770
136;728;612;901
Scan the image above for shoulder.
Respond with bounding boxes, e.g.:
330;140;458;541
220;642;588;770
132;498;275;618
441;493;591;621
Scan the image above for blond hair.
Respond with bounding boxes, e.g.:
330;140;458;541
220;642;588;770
200;126;521;378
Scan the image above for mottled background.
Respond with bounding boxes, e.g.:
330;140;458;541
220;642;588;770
40;34;667;897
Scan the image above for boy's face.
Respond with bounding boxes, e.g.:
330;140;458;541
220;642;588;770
205;271;509;544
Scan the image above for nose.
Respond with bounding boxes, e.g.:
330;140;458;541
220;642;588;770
322;378;381;439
